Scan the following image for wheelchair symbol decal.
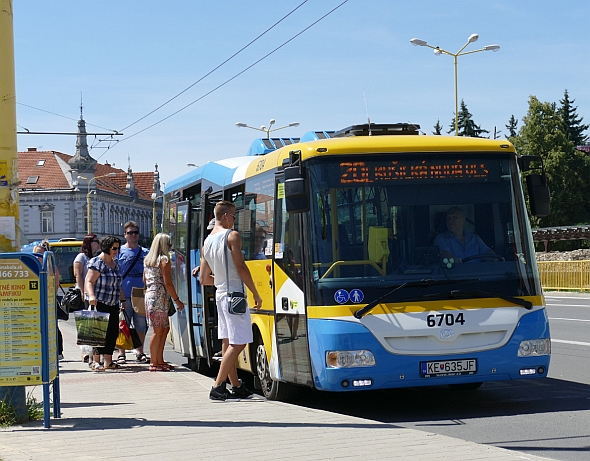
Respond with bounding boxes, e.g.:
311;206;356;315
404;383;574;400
334;289;349;304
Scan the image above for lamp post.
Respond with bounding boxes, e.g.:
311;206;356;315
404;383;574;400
151;193;163;237
236;119;299;138
410;34;500;136
74;173;117;233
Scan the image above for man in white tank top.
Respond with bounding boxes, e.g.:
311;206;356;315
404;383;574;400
200;200;262;400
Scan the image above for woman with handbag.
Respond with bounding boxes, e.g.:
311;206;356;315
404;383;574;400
143;233;184;372
73;234;100;362
85;236;126;371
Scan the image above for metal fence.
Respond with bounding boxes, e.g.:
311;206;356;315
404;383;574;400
537;260;590;292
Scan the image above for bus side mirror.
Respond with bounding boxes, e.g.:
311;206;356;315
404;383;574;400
284;165;309;213
518;155;551;218
526;174;551;217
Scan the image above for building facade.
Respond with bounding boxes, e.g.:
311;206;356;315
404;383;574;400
18;116;162;243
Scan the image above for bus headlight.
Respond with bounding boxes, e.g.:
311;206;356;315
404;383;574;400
326;350;376;368
518;338;551;357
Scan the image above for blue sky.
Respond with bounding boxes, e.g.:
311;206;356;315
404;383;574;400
13;0;590;185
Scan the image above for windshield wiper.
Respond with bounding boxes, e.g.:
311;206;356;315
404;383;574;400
448;290;533;310
406;289;532;310
353;278;479;319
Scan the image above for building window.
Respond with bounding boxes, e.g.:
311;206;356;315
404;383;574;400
26;176;39;184
41;210;53;233
36;159;46;166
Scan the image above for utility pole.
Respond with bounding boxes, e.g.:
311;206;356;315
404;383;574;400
0;0;19;252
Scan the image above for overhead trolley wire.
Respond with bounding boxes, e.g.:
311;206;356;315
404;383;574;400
113;0;349;147
119;0;310;132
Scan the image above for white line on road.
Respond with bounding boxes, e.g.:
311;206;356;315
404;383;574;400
546;303;590;307
549;317;590;322
552;339;590;347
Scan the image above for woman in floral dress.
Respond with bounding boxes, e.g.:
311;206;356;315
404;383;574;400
143;233;184;371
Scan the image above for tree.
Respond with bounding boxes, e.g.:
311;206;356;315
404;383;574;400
559;89;589;145
511;96;590;227
432;120;443;135
505;115;518;138
447;100;489;137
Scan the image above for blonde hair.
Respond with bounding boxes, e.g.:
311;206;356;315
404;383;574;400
144;233;171;267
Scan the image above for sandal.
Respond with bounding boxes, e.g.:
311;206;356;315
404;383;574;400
161;363;174;370
136;353;148;363
92;362;105;372
104;362;121;371
116;354;127;364
149;365;169;372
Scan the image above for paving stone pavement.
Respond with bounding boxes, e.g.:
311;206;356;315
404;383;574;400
0;321;557;461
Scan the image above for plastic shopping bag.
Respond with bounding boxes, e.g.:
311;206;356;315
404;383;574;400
75;307;110;347
116;330;134;350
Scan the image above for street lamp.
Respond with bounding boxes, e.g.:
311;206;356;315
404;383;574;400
236;119;300;138
151;193;163;237
410;34;500;136
74;172;117;233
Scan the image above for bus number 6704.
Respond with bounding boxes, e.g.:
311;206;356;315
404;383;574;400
427;313;465;327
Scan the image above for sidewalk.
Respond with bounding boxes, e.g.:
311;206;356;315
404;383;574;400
0;321;556;461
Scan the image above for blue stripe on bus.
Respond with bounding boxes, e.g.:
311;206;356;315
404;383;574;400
307;309;550;391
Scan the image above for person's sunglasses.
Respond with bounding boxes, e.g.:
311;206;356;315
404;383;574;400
126;231;139;235
111;246;120;251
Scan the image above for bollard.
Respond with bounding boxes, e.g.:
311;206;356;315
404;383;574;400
0;386;28;424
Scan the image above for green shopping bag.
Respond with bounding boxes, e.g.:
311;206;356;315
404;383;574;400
75;307;110;347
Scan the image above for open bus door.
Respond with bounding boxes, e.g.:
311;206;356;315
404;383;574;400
168;201;193;360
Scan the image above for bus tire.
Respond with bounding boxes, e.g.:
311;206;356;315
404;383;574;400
254;337;297;402
449;382;483;390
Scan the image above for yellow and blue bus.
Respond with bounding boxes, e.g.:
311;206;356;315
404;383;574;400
164;123;552;400
21;238;83;300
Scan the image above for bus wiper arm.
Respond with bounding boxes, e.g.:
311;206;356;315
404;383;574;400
354;279;479;319
449;290;533;310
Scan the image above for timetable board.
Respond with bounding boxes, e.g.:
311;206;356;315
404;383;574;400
0;257;57;385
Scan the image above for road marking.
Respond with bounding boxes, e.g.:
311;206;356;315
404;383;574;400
549;317;590;322
547;303;590;307
552;339;590;347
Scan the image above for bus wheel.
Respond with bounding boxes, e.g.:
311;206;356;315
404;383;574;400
449;382;483;390
255;338;296;401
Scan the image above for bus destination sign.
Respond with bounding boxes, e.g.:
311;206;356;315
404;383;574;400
340;160;493;184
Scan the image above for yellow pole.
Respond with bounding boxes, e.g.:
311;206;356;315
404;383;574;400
0;0;19;252
87;188;92;234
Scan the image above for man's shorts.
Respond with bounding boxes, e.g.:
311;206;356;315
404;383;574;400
216;294;252;345
124;297;148;333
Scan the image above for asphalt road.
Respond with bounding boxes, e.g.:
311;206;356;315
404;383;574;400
164;292;590;461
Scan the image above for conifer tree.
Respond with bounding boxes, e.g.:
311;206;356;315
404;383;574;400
511;96;590;227
447;100;489;137
559;89;589;145
432;120;442;135
505;115;518;138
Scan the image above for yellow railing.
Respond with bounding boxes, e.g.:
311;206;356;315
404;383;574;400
537;260;590;292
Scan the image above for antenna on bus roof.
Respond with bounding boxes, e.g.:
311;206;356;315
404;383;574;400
363;89;372;136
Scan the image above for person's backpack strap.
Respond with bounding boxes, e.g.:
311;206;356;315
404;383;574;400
121;247;143;280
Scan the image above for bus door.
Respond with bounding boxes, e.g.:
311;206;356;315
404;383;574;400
169;201;192;358
196;191;224;367
272;178;313;386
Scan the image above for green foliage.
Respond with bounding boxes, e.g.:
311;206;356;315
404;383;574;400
0;397;18;427
512;96;590;227
559;89;589;145
505;114;518;138
432;119;443;135
448;100;489;137
27;392;43;422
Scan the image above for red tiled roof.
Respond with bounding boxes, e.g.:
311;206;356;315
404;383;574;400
18;150;155;200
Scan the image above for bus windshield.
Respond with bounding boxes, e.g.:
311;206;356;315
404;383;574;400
305;153;541;305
